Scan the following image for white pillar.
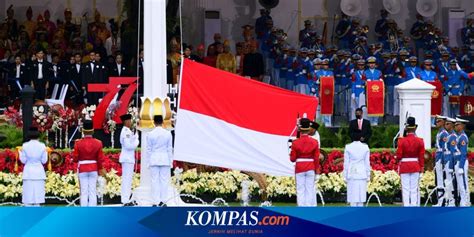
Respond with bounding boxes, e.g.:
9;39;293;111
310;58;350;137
396;79;436;149
133;0;168;206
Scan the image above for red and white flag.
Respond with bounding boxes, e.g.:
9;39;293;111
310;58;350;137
174;59;318;176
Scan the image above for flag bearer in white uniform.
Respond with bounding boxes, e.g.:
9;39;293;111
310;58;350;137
290;118;321;206
147;115;173;207
343;132;371;207
119;114;139;206
20;127;48;206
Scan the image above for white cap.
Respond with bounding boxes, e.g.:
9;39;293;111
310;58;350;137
455;117;469;124
435;115;447;121
446;117;456;123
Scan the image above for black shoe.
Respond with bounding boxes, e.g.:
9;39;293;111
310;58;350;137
123;202;134;206
159;202;167;207
152;204;158;207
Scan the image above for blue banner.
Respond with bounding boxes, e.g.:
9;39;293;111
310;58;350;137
0;207;473;237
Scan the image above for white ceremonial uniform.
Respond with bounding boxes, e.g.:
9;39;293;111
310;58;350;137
311;131;320;144
119;126;139;204
19;140;48;206
147;126;173;205
343;141;371;207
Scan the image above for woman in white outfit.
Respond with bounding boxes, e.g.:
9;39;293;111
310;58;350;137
343;132;371;207
20;127;48;207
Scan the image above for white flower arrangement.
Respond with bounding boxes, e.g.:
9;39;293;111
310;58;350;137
81;105;96;120
0;169;470;203
127;106;140;130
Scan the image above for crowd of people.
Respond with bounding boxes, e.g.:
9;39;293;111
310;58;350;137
0;6;143;107
181;9;474;126
2;6;474;124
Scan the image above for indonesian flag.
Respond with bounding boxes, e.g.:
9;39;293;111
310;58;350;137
174;59;318;176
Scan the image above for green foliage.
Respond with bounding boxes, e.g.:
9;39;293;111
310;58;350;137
319;124;400;148
0;125;23;148
469;133;474;148
368;125;399;148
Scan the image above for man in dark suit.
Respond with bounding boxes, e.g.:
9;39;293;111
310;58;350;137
81;51;106;105
29;49;52;101
7;55;27;100
349;108;372;144
109;53;128;77
67;53;83;104
49;53;67;95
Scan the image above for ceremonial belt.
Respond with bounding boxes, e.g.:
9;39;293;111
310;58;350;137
436;148;443;152
384;74;394;77
288;69;293;72
281;67;288;70
452;85;460;88
355;85;364;88
78;160;97;165
444;151;451;155
335;74;342;77
296;158;314;163
401;158;418;162
454;151;461;156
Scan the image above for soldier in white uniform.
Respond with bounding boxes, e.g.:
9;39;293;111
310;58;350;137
20;127;48;206
147;115;173;206
343;132;371;207
119;114;139;206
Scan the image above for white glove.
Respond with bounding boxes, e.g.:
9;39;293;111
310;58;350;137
448;168;454;173
419;173;423;179
311;88;316;93
457;169;464;175
448;92;452;96
351;93;355;99
315;174;321;181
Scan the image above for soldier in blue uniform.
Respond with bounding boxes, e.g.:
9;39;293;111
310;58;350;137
400;37;415;55
310;58;322;97
433;115;449;206
295;48;312;95
410;14;426;57
382;52;397;116
260;18;273;69
351;59;367;120
453;118;470;206
461;18;474;47
419;59;438;82
279;47;289;89
403;56;422;80
375;10;389;45
273;44;284;88
437;51;451;84
334;51;351;117
364;57;383;125
299;20;316;49
255;9;272;43
444;59;474;117
286;48;297;91
354;36;369;58
335;13;352;49
443;117;457;206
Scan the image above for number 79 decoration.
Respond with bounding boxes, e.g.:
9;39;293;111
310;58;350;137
88;77;138;129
